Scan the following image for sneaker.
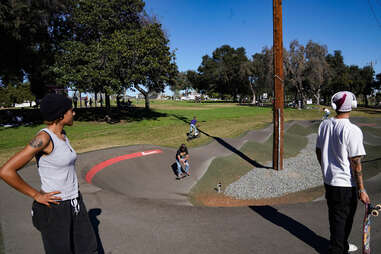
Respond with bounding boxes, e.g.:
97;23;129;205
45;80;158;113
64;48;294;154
348;243;358;252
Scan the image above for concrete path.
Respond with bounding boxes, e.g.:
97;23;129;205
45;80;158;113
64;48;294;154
1;119;380;254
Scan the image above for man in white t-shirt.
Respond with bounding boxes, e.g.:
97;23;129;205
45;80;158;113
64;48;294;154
316;91;369;254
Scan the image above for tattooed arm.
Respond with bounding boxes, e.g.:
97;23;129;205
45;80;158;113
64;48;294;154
0;131;61;206
349;156;370;204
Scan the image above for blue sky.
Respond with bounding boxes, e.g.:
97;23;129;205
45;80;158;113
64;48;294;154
144;0;381;76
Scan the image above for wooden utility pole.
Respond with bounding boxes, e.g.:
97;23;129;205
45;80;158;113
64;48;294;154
272;0;284;170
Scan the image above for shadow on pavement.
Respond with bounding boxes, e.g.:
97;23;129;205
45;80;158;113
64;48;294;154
170;162;178;176
249;206;329;254
88;208;105;254
0;106;168;128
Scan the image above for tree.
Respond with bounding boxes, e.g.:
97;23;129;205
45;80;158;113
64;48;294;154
194;45;250;101
195;55;219;96
0;82;34;107
345;65;376;106
284;40;307;106
170;71;193;98
128;22;178;109
54;0;147;108
238;61;256;103
304;41;331;104
54;0;176;110
375;73;381;90
185;70;208;95
359;65;375;106
347;65;363;96
213;45;250;101
0;0;69;98
325;50;351;95
249;47;274;103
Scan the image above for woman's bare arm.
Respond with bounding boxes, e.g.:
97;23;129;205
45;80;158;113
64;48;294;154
0;132;61;206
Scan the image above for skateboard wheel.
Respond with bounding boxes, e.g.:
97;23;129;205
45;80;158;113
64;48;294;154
371;209;379;217
375;204;381;211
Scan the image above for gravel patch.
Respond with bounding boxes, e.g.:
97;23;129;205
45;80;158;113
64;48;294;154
224;134;324;200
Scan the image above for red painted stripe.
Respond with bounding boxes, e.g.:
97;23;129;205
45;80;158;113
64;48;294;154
85;149;163;183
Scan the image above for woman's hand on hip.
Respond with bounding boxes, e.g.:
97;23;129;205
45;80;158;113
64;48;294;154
34;191;62;207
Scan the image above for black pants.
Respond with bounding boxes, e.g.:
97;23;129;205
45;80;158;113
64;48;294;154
31;193;98;254
325;184;358;254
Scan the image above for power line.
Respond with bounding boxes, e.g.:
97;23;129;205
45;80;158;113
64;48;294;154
367;0;381;28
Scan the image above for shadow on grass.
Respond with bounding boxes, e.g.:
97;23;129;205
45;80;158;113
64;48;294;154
249;205;329;254
73;107;167;123
0;107;167;130
356;107;381;115
237;102;273;108
172;114;271;169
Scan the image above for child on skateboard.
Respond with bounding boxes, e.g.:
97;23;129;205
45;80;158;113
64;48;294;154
322;107;330;120
189;116;199;136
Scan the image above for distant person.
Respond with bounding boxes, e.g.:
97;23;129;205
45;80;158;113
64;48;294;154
127;98;132;107
14;114;24;123
89;97;93;107
84;96;88;108
316;91;369;254
322;107;330;120
0;94;98;254
72;94;78;108
189;116;198;136
175;144;190;178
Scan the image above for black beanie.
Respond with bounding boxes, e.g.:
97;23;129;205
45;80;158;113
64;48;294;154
40;94;72;121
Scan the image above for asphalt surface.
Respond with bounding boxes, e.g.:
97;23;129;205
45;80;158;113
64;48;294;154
0;120;380;254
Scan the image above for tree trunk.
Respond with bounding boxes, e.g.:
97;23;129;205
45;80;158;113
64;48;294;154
105;91;110;109
233;92;237;102
302;94;307;108
250;84;256;104
94;92;98;108
116;95;120;108
314;89;320;105
134;84;150;110
79;92;82;108
145;94;150;109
